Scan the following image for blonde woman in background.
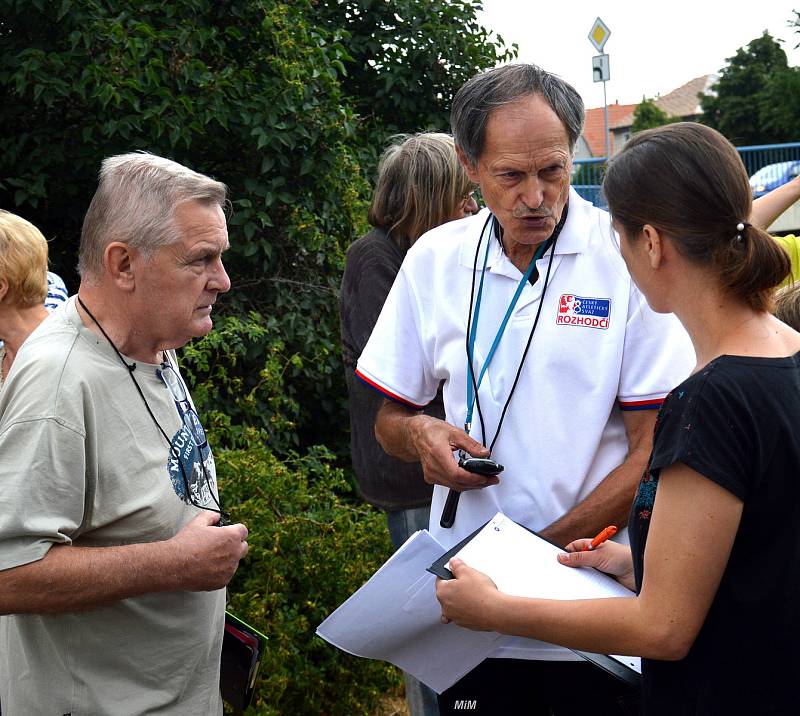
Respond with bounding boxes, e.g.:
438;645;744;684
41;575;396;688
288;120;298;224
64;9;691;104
0;211;51;390
339;132;478;716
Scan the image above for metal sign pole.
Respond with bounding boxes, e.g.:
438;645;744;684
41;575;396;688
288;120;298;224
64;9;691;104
588;18;612;160
603;75;610;160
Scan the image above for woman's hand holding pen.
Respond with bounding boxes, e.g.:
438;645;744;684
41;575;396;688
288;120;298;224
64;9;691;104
437;528;637;633
436;558;504;631
558;538;636;592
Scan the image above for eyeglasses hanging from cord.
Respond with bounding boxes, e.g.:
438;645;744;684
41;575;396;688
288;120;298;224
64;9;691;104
77;296;231;525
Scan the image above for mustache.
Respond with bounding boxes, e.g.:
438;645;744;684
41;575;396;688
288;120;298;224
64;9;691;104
512;206;553;219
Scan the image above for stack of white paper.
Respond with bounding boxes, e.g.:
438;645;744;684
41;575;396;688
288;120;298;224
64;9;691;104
317;512;641;694
316;529;502;693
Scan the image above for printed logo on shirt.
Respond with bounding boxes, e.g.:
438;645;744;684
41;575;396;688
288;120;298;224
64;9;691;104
556;294;611;330
166;426;217;506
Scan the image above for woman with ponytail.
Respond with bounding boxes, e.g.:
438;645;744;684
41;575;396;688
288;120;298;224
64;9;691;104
436;122;800;715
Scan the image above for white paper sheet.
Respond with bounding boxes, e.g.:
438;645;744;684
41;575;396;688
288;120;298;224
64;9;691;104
316;529;503;693
450;512;641;674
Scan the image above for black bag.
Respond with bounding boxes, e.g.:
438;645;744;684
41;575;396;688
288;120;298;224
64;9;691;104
220;612;267;713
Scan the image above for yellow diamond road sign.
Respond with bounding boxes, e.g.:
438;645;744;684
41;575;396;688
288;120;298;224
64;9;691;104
588;17;610;53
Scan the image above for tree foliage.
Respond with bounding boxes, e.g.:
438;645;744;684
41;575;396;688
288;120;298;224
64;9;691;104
0;0;365;451
630;98;677;134
2;0;359;266
313;0;516;139
0;0;512;454
758;37;800;144
700;30;799;145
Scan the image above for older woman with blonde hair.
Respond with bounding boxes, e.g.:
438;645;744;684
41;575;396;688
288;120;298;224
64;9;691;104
341;133;479;540
340;132;478;716
366;132;478;249
0;211;51;388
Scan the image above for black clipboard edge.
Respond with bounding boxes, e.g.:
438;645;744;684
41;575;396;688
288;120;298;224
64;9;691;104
427;518;565;580
426;519;491;579
573;650;642;688
221;611;268;712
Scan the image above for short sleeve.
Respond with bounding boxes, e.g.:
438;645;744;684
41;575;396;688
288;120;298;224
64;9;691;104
648;368;753;501
0;418;86;570
356;262;438;409
618;287;695;411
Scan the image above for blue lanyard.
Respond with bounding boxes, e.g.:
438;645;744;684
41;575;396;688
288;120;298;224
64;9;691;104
465;224;551;431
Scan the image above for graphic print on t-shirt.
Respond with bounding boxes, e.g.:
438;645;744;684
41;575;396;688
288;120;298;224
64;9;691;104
166;425;217;506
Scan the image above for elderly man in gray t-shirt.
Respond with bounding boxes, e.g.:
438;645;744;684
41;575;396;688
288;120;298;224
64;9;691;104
0;153;248;714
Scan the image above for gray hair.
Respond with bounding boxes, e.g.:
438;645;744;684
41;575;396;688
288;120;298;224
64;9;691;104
451;63;585;166
368;132;474;246
78;152;228;279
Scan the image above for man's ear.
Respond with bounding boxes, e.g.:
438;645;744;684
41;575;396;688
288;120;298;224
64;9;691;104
455;145;480;184
104;242;136;291
642;224;664;270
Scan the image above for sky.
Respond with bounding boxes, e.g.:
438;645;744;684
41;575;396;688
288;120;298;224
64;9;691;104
477;1;800;110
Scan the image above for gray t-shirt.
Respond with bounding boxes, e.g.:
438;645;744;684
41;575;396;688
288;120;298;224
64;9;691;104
0;297;225;714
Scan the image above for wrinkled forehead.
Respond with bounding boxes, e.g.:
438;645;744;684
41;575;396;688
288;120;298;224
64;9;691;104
172;201;228;242
480;95;571;160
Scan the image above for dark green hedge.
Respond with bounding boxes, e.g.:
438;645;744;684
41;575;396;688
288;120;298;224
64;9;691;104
218;445;400;714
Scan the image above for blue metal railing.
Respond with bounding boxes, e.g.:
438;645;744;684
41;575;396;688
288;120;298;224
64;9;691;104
571;156;606;208
737;142;800;177
573;141;800;208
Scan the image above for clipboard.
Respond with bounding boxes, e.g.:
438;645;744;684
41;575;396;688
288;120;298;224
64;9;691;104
220;611;268;712
427;512;642;687
427;519;493;580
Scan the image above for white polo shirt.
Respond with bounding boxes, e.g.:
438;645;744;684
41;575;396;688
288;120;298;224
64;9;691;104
357;189;695;659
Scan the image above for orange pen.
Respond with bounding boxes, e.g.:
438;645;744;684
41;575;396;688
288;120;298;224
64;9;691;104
583;525;617;551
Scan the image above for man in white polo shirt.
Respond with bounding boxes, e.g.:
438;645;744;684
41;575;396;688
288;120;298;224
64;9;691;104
356;64;694;715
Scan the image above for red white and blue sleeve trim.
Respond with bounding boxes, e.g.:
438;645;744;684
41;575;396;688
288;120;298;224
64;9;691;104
618;397;665;412
355;368;428;410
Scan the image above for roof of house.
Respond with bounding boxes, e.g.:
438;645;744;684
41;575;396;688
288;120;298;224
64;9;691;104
608;74;718;130
657;74;716;117
582;102;638;157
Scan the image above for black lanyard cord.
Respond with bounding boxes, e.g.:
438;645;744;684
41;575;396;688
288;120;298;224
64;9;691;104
78;297;170;444
77;296;228;521
466;214;562;453
465;213;494;445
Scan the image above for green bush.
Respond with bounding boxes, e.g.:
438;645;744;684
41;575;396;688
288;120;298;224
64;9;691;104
0;0;369;455
1;0;515;458
217;445;401;715
180;312;302;453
